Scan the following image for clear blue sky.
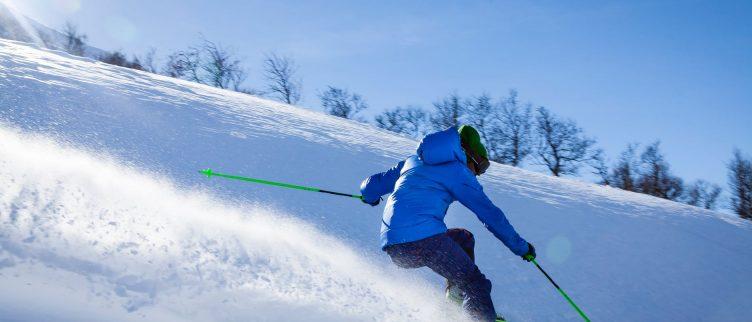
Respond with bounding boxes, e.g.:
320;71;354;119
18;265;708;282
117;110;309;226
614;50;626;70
8;0;752;190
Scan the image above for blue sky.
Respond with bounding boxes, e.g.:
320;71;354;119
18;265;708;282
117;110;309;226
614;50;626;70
8;0;752;190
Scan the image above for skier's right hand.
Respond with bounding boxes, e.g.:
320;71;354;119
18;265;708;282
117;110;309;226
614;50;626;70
362;196;381;207
522;243;536;262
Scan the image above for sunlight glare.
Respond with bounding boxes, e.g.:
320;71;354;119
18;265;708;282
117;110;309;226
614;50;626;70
0;0;44;46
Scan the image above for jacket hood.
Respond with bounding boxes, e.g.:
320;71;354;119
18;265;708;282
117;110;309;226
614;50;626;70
416;127;467;165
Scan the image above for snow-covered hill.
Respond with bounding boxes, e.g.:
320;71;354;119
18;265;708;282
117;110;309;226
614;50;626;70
1;39;751;321
0;2;107;59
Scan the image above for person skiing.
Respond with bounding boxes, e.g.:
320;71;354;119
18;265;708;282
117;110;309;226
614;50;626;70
360;125;536;322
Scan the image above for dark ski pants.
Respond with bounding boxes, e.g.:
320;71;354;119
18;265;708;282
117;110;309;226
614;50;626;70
384;228;496;322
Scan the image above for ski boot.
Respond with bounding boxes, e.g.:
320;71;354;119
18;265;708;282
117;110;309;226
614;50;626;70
447;281;506;321
445;282;464;306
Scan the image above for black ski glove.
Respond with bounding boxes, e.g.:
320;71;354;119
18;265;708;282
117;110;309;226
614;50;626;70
522;243;536;262
362;196;381;207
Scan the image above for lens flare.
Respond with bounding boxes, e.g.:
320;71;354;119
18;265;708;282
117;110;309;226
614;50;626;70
0;0;44;46
545;235;572;264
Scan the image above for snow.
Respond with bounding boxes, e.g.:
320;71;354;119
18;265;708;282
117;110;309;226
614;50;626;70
1;38;751;321
0;126;465;322
0;1;108;59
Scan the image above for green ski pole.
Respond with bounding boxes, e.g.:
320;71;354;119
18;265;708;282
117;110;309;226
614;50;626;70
529;257;591;322
199;168;363;200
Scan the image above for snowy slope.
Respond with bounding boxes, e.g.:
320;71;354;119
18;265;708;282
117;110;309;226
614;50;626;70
0;126;464;322
0;2;107;58
1;39;751;321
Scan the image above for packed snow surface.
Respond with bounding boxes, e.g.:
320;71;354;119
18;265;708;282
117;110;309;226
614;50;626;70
0;127;464;322
1;39;752;321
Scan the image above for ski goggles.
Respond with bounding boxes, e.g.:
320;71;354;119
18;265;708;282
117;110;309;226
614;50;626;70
462;144;490;175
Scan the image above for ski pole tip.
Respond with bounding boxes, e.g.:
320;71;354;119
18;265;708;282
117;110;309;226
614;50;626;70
199;168;213;178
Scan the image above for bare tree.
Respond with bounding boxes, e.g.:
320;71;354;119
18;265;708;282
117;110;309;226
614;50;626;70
375;106;428;137
230;69;249;92
142;48;158;73
533;106;596;176
590;148;611;185
98;50;143;70
129;56;143;70
99;51;129;66
162;39;246;91
609;144;640;191
200;39;244;89
465;93;494;141
62;22;87;56
263;53;301;104
728;149;752;220
488;90;532;166
430;94;466;131
685;180;722;210
163;48;201;81
319;86;368;120
636;141;684;200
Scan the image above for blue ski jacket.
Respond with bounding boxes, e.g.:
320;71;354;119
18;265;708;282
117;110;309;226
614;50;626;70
360;127;529;256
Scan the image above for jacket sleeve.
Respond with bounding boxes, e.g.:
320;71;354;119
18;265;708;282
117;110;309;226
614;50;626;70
448;168;529;256
359;160;405;203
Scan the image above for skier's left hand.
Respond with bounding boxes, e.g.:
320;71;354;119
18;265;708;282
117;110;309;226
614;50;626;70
362;196;381;207
522;243;536;262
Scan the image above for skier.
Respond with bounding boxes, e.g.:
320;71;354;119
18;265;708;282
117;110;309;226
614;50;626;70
360;125;536;322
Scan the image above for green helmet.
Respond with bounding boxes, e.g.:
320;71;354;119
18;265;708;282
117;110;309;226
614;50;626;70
458;125;488;159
